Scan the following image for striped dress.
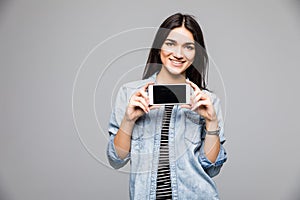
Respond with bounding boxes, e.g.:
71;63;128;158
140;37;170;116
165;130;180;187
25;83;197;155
156;105;173;199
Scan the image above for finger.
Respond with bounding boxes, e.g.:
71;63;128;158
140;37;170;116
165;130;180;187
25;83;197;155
194;90;209;103
191;100;210;111
180;104;192;109
186;79;196;90
201;92;211;101
131;101;148;113
135;96;148;106
137;90;149;102
142;82;154;91
193;92;203;103
191;102;201;111
186;79;201;93
136;82;154;102
135;96;150;112
149;105;161;110
191;101;204;111
186;79;197;90
133;88;149;103
193;89;201;98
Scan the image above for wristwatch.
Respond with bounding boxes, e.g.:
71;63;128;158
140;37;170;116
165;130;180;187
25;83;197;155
206;127;220;135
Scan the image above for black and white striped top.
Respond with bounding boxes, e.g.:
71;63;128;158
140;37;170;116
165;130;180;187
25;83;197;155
156;105;173;200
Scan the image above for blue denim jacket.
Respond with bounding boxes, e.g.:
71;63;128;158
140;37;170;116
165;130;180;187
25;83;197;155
107;73;227;200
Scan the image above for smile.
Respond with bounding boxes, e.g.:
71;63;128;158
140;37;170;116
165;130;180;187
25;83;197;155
169;58;186;65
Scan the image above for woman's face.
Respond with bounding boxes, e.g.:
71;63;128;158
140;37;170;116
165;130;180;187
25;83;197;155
160;26;195;76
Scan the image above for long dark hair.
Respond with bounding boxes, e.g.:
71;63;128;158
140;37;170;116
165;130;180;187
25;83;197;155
142;13;209;90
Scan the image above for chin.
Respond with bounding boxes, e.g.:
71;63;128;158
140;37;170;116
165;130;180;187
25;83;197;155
165;65;185;76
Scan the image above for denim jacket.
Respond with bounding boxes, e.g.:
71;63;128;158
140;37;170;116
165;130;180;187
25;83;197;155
107;73;227;200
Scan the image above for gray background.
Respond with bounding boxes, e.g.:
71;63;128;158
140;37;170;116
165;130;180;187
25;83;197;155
1;0;300;199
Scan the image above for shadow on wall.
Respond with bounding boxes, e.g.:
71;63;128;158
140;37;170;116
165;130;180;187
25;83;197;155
291;177;300;200
0;182;12;200
294;0;300;15
0;0;9;12
0;0;10;24
287;3;300;200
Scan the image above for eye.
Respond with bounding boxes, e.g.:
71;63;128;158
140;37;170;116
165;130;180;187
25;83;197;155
185;45;195;50
165;42;174;46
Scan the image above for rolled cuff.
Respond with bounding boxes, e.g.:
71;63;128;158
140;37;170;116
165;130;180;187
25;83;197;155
107;133;130;169
199;141;227;177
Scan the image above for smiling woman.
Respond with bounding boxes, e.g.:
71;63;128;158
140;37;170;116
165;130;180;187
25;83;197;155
143;13;209;90
159;27;196;81
107;13;227;200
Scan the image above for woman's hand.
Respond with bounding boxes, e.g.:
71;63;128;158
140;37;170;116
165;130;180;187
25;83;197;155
114;82;154;159
181;80;218;130
124;82;155;122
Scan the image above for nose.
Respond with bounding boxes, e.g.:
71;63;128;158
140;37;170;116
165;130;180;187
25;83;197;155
173;46;183;59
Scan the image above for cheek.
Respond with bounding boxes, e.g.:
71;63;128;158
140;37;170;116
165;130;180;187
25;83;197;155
160;50;171;62
185;51;195;61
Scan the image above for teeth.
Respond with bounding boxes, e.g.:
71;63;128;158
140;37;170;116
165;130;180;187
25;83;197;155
172;60;183;64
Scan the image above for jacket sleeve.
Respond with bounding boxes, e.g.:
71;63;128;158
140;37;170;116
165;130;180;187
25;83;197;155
106;86;130;169
198;93;227;178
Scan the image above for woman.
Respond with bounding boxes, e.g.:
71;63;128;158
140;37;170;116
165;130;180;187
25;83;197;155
107;13;227;200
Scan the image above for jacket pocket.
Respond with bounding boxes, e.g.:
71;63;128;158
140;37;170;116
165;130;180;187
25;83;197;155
131;114;153;152
184;111;204;144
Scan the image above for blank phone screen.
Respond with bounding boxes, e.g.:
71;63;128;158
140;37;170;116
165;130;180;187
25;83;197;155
153;85;186;104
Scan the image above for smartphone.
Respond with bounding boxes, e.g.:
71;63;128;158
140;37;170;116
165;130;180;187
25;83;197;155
148;84;191;105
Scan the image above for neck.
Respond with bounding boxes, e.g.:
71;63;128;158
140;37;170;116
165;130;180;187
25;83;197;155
156;67;186;84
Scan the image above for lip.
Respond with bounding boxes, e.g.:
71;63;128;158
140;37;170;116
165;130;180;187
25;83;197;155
169;58;186;67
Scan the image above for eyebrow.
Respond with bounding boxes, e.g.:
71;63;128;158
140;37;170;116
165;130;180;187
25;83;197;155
165;38;195;45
